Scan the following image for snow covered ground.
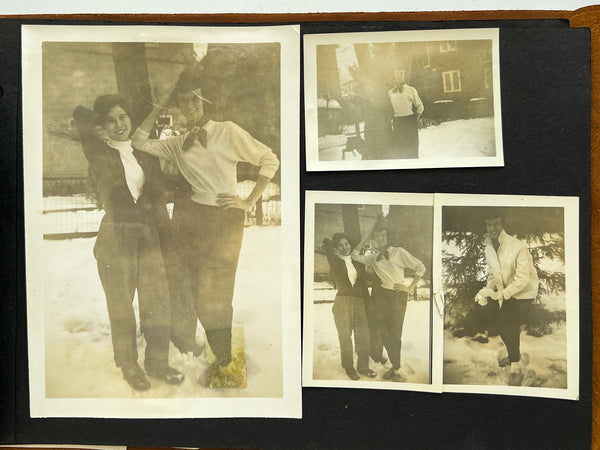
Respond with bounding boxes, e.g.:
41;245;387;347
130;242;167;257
42;226;283;398
312;290;431;385
419;117;496;158
318;117;496;161
443;322;568;388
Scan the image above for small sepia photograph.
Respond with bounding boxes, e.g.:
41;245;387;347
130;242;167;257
303;191;441;392
304;28;503;171
22;24;301;418
439;194;579;400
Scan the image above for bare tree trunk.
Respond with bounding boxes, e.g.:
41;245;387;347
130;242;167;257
341;204;361;245
112;43;152;127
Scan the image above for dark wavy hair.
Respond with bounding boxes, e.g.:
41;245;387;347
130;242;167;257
92;94;131;126
173;69;205;96
482;207;505;223
372;217;389;233
322;232;352;256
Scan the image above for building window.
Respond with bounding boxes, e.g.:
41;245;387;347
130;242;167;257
439;41;458;53
442;70;462;93
442;70;462;92
484;67;492;89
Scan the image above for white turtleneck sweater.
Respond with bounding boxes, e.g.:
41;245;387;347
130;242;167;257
339;254;358;287
106;139;145;202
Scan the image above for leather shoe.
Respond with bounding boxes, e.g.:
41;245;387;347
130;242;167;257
383;368;406;382
345;368;360;380
121;363;151;391
508;370;524;386
146;365;185;385
358;368;377;378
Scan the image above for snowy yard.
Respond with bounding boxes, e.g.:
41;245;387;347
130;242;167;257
443;292;568;388
42;226;283;399
318;117;496;161
443;323;568;388
419;117;496;158
311;291;431;385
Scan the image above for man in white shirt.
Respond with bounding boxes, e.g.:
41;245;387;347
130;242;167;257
131;70;279;385
352;218;426;382
475;210;539;386
387;69;424;159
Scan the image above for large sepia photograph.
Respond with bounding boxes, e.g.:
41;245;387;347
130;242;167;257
303;191;442;392
304;28;503;171
22;25;301;418
439;194;579;400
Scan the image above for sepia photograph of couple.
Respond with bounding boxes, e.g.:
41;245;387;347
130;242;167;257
22;24;301;418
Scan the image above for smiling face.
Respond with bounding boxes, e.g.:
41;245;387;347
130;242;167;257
335;238;352;257
101;105;131;142
177;89;204;123
485;216;504;240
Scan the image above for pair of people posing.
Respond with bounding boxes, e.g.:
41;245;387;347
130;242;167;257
74;70;278;391
324;218;426;382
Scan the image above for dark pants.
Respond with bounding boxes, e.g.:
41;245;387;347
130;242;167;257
392;114;419;159
177;203;245;365
468;298;533;363
332;295;370;372
160;198;198;353
95;221;171;370
375;286;408;370
363;293;384;362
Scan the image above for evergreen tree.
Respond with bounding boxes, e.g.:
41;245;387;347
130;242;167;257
442;206;566;336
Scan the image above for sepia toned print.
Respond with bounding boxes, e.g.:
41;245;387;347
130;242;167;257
303;191;442;392
304;28;503;171
22;25;301;418
438;194;579;400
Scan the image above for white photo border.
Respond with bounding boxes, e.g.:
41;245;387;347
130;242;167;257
304;28;503;172
436;193;579;400
22;24;301;418
302;190;443;393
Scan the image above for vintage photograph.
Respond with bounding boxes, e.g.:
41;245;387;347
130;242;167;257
303;191;441;392
304;28;503;171
439;194;579;399
22;25;301;418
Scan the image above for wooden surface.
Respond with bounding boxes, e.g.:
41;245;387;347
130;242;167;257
0;7;597;449
569;8;600;449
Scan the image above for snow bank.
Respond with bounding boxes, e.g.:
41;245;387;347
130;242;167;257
312;299;431;384
419;117;496;158
443;323;567;388
43;226;283;399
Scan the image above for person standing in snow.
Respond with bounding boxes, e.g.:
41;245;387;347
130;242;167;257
131;70;279;386
473;210;539;386
352;217;426;382
387;69;424;159
73;95;185;391
323;233;376;381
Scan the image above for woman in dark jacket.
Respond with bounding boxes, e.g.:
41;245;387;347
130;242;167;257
73;95;184;391
323;233;376;380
